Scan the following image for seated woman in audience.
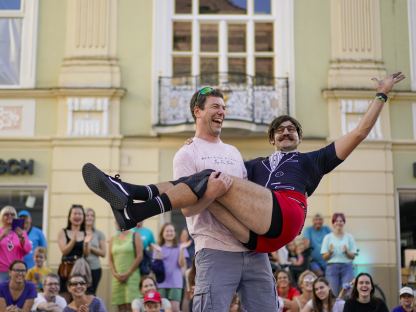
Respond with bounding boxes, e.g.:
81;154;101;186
0;260;37;312
301;276;344;312
275;269;300;312
343;272;388;312
131;275;172;312
32;273;67;312
63;274;106;312
292;270;317;311
0;206;32;283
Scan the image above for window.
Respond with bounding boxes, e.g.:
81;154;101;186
154;0;292;84
0;186;47;230
153;0;293;126
398;190;416;269
0;0;38;88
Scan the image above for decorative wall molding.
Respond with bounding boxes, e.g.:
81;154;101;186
340;99;382;140
59;0;120;88
329;0;386;88
66;97;109;136
0;99;35;136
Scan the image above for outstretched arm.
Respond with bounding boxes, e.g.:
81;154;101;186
334;72;405;160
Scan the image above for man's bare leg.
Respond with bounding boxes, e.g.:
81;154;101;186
163;174;273;236
83;163;273;235
207;202;250;243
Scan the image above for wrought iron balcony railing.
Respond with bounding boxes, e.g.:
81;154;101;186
156;73;289;130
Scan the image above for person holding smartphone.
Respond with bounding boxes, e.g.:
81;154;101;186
0;206;31;283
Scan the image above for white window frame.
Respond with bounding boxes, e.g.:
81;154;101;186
0;185;48;239
152;0;294;125
0;0;39;88
395;188;416;290
409;0;416;91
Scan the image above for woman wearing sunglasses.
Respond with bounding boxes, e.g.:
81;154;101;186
0;260;37;312
0;206;31;283
63;274;107;312
293;270;317;311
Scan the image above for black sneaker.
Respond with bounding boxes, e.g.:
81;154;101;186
112;206;137;231
82;163;132;211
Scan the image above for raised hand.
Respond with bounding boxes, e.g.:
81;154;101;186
205;172;233;200
372;71;406;94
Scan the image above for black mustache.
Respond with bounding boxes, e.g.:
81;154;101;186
279;135;293;141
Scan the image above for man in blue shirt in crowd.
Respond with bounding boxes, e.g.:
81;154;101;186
18;210;47;269
303;213;331;276
130;221;155;250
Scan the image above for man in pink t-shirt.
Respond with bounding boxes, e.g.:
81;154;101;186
82;88;279;311
171;88;278;311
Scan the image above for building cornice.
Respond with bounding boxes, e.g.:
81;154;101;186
322;89;416;101
0;88;126;99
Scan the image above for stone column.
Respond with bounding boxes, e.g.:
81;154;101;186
328;0;386;88
59;0;120;88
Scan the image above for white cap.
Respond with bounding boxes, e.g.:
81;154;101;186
399;286;414;297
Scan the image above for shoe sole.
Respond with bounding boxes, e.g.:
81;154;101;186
82;163;128;211
112;208;136;232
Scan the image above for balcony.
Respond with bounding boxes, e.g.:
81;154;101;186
155;73;289;135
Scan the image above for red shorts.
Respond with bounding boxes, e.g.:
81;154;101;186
243;190;307;253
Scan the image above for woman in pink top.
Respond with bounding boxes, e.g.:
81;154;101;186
0;206;31;282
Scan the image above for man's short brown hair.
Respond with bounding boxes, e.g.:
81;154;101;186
189;87;224;121
267;115;303;143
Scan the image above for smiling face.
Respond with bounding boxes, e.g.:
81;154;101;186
312;215;323;230
141;278;157;295
9;262;27;284
1;208;16;227
276;271;290;288
270;120;301;152
69;207;84;228
332;216;345;232
162;224;176;242
356;275;373;299
34;251;46;268
194;96;226;141
400;294;414;308
67;276;87;298
43;276;60;297
314;281;330;301
85;209;95;227
300;274;316;293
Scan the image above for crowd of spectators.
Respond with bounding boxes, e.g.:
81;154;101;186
0;203;415;312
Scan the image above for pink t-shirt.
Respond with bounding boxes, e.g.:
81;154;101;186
173;137;248;253
0;228;31;272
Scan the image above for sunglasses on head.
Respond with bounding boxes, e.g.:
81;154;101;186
195;86;215;103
